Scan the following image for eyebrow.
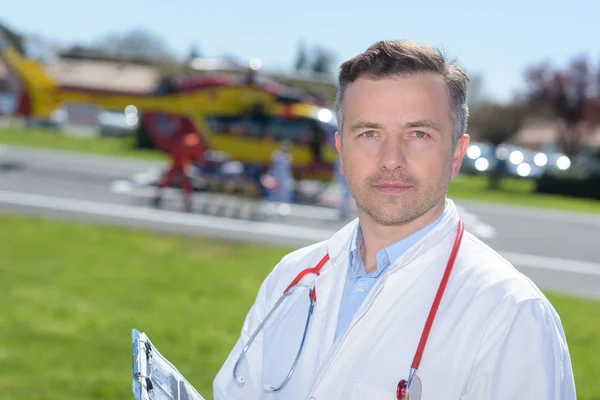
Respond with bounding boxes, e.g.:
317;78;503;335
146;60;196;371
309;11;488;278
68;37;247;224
349;121;385;132
404;119;441;132
349;119;441;133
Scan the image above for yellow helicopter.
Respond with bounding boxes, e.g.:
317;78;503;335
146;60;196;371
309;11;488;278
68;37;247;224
1;37;340;182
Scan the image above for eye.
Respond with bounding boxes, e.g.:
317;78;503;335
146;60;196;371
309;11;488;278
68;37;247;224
411;130;428;139
361;130;377;138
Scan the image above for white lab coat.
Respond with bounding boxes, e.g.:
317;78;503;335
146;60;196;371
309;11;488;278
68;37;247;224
213;199;576;399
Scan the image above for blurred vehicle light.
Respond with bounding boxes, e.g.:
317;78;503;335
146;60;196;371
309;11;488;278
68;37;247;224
557;156;571;170
467;145;481;160
517;163;531;177
475;157;489;172
534;153;548;167
496;146;509;160
509;150;524;165
317;108;333;123
249;57;262;70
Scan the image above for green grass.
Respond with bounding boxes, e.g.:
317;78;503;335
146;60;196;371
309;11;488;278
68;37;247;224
448;174;600;214
1;126;599;214
0;212;285;400
0;126;166;162
548;292;600;400
0;213;599;399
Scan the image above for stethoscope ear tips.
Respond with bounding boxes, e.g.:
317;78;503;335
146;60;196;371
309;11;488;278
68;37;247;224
236;376;245;385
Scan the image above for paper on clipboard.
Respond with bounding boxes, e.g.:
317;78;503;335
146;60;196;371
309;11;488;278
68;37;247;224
132;329;206;400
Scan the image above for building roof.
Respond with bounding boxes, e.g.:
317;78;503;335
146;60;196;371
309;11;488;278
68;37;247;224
44;58;160;93
513;119;600;150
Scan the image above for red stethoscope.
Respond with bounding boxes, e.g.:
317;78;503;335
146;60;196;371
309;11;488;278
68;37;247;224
233;218;465;400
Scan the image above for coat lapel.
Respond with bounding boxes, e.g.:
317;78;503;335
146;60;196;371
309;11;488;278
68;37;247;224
311;219;357;368
307;199;464;398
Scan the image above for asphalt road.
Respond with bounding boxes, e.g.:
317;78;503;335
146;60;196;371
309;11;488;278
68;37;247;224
1;144;599;299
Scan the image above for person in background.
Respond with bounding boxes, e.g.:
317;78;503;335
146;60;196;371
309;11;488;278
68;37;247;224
152;131;206;213
268;139;294;203
335;156;353;220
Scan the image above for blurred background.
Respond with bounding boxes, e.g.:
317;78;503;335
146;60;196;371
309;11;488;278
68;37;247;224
0;1;599;399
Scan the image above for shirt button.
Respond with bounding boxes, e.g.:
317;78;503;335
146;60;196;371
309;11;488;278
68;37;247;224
356;284;364;292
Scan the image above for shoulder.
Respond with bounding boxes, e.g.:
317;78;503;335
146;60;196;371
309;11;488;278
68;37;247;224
454;236;576;398
452;232;571;358
259;219;358;302
256;240;330;303
455;231;548;304
453;231;567;340
280;240;330;270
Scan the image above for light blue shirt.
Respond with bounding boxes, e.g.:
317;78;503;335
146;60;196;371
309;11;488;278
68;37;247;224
334;210;446;343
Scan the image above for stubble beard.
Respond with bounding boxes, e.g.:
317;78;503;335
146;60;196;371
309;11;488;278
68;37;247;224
349;162;453;227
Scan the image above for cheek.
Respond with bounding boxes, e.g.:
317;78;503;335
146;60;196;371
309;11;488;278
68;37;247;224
407;146;449;177
343;153;372;179
407;138;438;153
355;138;381;152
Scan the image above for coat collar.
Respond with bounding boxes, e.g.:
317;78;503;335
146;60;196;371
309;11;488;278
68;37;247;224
325;198;461;271
312;198;461;368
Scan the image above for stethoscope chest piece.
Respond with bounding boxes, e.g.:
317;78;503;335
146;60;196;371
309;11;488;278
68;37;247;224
408;373;422;400
396;373;422;400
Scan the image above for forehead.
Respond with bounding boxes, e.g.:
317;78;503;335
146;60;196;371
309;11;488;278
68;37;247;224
342;74;452;127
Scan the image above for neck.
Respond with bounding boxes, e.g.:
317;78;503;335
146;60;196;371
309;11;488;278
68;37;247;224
358;199;446;273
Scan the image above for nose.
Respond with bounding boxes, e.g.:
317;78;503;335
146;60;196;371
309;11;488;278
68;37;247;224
379;136;407;171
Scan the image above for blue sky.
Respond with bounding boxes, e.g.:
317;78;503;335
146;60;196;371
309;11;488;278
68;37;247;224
2;0;597;102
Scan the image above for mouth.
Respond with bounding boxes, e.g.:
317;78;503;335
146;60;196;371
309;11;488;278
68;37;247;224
373;182;412;195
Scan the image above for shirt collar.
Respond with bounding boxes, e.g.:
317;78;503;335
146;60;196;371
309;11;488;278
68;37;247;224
349;209;447;278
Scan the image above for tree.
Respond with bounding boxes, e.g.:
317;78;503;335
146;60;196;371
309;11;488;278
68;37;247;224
92;29;175;64
467;73;488;110
311;47;335;74
469;101;525;146
468;101;527;189
294;40;309;71
186;43;201;62
523;56;596;156
61;44;114;61
0;22;25;55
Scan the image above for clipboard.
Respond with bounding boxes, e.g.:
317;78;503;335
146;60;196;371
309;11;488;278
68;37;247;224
132;329;206;400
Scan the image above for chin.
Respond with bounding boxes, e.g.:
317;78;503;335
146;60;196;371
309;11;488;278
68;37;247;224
361;206;417;226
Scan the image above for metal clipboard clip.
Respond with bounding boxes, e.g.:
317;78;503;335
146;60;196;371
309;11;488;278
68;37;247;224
131;328;205;400
132;329;153;400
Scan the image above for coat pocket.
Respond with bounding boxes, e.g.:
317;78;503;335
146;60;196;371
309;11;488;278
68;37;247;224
348;380;397;400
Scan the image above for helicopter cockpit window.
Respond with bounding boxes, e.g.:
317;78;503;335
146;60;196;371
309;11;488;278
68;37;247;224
266;117;312;145
239;115;268;139
205;116;235;134
205;115;268;139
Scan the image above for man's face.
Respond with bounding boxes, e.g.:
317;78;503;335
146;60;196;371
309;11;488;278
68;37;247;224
336;74;468;226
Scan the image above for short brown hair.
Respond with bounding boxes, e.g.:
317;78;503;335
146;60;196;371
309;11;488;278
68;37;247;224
334;40;469;147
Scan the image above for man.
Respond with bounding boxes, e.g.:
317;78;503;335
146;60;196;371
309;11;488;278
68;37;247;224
152;131;205;213
267;139;294;203
213;40;576;399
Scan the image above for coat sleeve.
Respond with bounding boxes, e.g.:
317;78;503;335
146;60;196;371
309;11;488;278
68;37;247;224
212;262;281;400
460;297;576;400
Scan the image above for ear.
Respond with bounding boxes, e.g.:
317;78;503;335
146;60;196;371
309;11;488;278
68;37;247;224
335;131;344;174
451;134;470;177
